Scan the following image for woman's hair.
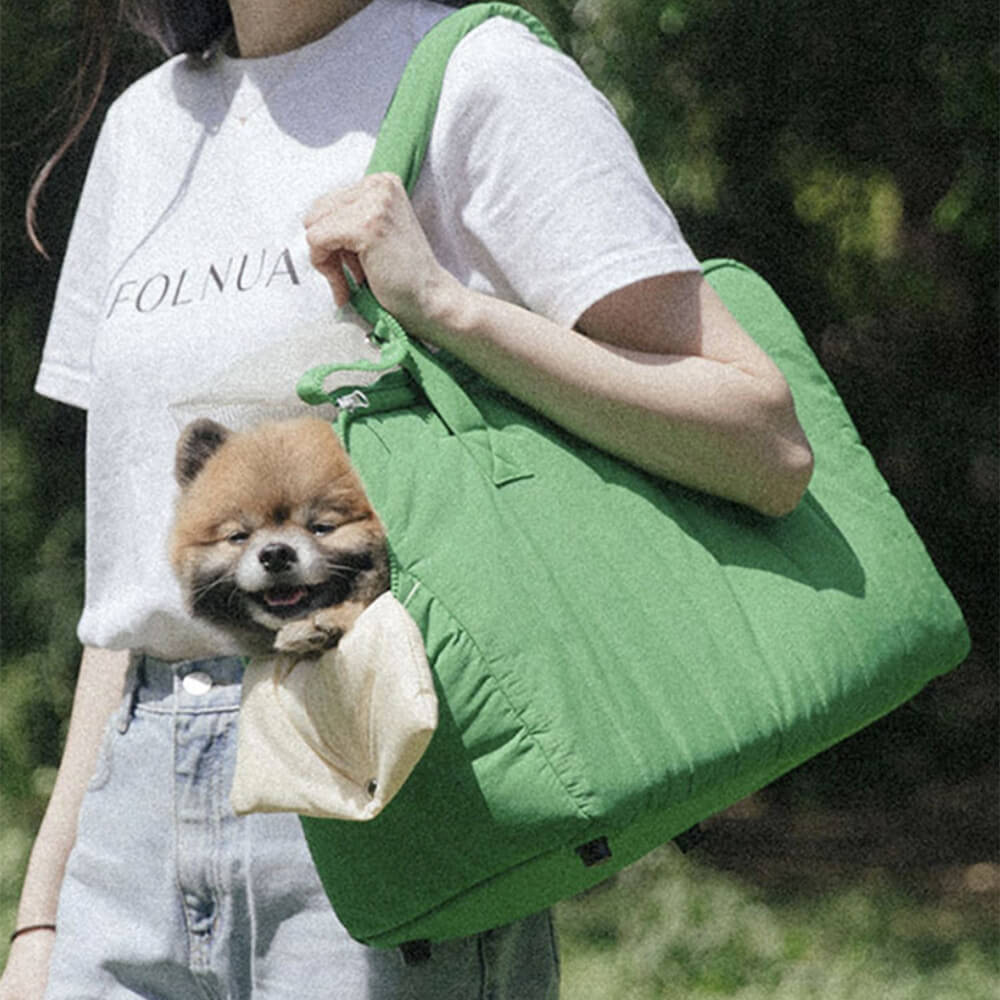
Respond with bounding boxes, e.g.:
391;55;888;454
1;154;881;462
27;0;475;253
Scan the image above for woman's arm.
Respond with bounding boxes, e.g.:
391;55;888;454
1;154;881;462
0;647;130;1000
305;174;814;516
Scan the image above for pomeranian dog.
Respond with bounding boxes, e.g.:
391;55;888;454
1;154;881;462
169;417;389;656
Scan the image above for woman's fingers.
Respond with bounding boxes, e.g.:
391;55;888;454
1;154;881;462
309;244;363;307
303;174;443;320
304;174;401;262
304;190;364;305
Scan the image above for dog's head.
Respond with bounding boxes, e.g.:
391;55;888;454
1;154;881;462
169;417;386;650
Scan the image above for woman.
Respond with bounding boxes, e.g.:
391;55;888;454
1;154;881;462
3;0;813;996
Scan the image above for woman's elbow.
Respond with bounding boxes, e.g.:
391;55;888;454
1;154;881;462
756;386;814;517
757;436;814;517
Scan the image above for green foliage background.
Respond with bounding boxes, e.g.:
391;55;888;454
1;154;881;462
2;0;997;992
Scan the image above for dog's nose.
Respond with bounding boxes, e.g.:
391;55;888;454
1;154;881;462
259;543;297;574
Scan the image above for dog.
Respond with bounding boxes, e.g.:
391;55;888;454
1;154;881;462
169;417;389;656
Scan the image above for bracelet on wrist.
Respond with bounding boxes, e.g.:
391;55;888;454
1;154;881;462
9;923;56;944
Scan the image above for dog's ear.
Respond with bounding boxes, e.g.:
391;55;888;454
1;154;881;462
176;419;230;487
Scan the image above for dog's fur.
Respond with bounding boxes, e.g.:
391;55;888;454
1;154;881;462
169;417;389;655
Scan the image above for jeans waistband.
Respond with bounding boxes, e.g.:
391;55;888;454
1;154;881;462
131;655;246;713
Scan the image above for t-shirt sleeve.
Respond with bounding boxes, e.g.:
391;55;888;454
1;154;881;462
34;106;121;410
423;17;701;328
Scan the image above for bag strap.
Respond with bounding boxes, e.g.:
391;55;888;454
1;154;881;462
364;3;558;191
297;3;558;485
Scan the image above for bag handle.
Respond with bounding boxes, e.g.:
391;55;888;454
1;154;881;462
298;3;558;485
298;280;531;485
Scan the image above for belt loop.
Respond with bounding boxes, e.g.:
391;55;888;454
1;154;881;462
116;653;142;734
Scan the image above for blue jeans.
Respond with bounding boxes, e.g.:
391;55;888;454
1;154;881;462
44;657;559;999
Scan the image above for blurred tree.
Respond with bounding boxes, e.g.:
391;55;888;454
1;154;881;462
0;0;160;917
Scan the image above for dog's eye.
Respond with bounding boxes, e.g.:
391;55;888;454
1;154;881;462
309;522;336;536
227;530;250;545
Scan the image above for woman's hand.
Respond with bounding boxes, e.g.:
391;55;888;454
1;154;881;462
303;173;461;337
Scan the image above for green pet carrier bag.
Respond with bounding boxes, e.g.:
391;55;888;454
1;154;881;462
293;3;970;949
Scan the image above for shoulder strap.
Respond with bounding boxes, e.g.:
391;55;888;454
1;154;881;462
365;3;559;192
299;3;559;390
299;2;559;360
297;3;559;487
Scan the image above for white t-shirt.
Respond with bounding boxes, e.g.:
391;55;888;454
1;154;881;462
35;0;699;659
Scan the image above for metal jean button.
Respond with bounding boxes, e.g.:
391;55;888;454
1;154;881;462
181;671;213;696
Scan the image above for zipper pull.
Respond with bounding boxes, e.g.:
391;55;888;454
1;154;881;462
335;389;370;413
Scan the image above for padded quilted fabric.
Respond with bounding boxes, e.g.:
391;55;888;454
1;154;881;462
295;4;969;947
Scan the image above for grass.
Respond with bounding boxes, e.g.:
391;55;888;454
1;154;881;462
3;792;997;996
554;845;998;1000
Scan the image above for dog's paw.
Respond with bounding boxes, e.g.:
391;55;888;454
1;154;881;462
272;603;367;656
273;617;344;655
